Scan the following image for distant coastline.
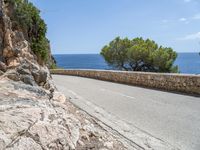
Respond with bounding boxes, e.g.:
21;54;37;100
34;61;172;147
53;53;200;74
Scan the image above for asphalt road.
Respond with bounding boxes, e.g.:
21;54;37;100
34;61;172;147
53;75;200;150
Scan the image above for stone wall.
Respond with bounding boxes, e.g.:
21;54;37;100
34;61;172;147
51;69;200;96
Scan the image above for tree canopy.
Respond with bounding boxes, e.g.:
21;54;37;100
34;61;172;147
101;37;178;73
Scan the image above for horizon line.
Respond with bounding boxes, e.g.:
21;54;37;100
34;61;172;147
53;52;199;55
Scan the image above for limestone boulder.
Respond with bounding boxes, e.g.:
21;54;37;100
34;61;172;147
32;69;48;85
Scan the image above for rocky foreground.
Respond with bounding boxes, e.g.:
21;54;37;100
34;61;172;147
0;76;126;150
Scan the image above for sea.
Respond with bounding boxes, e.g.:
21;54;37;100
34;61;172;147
53;53;200;74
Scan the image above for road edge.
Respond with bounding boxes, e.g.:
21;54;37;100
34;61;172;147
65;89;180;150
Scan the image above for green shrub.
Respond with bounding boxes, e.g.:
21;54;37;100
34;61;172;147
50;63;57;69
6;0;49;62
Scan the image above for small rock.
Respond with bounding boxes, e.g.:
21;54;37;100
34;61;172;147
81;134;90;141
104;141;113;149
53;92;66;103
85;119;90;124
0;61;6;72
39;82;45;86
44;82;50;89
7;57;20;67
78;140;85;146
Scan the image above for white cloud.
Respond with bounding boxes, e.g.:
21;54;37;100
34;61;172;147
179;18;187;22
178;17;190;24
162;13;200;25
178;32;200;40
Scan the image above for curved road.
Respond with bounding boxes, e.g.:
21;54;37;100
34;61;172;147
53;75;200;150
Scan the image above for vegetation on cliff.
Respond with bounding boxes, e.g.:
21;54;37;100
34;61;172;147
5;0;49;62
101;37;178;73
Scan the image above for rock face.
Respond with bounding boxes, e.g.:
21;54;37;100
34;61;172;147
0;0;54;89
0;0;126;149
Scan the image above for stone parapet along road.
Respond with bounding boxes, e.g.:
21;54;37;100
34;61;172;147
51;69;200;96
53;74;200;150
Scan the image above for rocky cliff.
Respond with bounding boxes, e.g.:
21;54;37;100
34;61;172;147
0;0;56;89
0;0;126;149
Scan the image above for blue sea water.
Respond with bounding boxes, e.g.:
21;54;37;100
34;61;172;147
53;53;200;74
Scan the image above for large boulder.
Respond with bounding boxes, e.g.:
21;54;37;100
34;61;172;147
32;69;48;85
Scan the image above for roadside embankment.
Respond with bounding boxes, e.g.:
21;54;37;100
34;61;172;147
51;69;200;96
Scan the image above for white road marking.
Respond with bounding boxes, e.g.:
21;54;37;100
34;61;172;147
67;90;78;96
100;88;165;105
100;88;136;99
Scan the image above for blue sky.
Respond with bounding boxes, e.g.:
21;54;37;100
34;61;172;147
30;0;200;54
